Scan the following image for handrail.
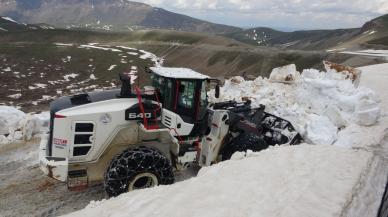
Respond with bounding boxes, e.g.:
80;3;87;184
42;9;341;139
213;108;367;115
134;87;161;130
135;87;148;129
170;128;183;144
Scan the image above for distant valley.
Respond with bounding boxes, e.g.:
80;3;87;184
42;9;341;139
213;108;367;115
225;14;388;51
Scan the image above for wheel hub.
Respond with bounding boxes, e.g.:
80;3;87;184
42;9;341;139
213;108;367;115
128;173;158;191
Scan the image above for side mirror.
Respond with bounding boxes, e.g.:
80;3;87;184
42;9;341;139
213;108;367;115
215;84;220;99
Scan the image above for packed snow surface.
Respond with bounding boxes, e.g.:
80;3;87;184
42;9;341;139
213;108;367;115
64;145;380;217
358;63;388;112
151;66;210;79
210;64;381;145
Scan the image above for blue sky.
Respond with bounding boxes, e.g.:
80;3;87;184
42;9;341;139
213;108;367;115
136;0;388;30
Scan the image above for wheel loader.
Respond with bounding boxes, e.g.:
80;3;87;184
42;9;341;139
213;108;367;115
39;66;302;196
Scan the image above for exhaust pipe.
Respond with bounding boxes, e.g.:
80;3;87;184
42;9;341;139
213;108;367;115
119;73;132;98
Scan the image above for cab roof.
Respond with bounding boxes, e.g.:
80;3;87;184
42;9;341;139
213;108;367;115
150;66;210;80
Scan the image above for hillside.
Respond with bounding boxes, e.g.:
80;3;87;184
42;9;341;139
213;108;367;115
0;0;240;34
225;14;388;51
0;16;54;31
226;27;360;50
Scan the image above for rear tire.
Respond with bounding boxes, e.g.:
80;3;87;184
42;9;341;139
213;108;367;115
221;133;268;160
104;146;174;197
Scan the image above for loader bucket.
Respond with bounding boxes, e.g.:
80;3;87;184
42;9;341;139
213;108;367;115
261;112;303;146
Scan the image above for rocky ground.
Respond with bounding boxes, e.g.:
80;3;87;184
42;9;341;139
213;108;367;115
0;138;199;217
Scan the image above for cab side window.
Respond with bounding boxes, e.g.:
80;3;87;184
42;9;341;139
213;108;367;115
178;81;195;109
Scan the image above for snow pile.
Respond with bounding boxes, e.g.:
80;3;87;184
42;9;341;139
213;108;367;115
210;64;381;145
0;106;49;146
64;145;386;217
269;64;300;83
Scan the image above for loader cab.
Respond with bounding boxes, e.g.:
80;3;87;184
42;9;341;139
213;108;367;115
149;67;210;124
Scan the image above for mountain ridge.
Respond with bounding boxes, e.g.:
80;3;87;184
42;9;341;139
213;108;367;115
225;14;388;50
0;0;241;33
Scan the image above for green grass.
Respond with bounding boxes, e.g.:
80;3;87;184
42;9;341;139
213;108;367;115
367;36;388;46
207;51;240;66
0;42;156;110
0;29;207;45
0;43;152;83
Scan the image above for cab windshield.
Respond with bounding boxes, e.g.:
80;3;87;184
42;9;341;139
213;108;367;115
151;73;208;122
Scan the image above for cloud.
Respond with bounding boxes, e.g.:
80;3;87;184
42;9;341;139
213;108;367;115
136;0;388;29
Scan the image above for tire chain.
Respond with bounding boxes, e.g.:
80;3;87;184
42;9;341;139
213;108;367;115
104;146;174;197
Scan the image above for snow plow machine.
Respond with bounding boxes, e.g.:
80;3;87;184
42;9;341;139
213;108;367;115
39;67;302;196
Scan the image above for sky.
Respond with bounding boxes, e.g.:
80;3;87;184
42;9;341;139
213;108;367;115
136;0;388;30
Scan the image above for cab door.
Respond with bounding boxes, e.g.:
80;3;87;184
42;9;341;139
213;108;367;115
176;80;197;123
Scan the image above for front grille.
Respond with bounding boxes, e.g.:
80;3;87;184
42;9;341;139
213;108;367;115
163;115;172;127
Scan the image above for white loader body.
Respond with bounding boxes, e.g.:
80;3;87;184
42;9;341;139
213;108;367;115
39;97;194;183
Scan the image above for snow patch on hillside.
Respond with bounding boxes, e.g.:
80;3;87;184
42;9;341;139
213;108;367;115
55;43;74;47
341;50;388;58
139;50;163;66
79;44;122;52
107;65;117;71
2;17;19;24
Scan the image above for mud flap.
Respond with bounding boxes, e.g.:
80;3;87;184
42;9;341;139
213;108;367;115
39;134;68;182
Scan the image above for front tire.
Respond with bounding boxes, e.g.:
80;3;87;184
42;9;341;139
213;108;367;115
104;146;174;197
221;133;268;160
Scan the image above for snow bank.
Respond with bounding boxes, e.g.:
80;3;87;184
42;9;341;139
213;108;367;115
64;145;383;217
210;64;381;145
0;106;25;135
0;106;49;146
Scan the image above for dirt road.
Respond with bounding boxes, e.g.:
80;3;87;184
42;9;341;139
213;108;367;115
0;138;198;217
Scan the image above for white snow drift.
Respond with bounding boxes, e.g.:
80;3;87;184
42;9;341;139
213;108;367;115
0;106;49;146
210;64;381;145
